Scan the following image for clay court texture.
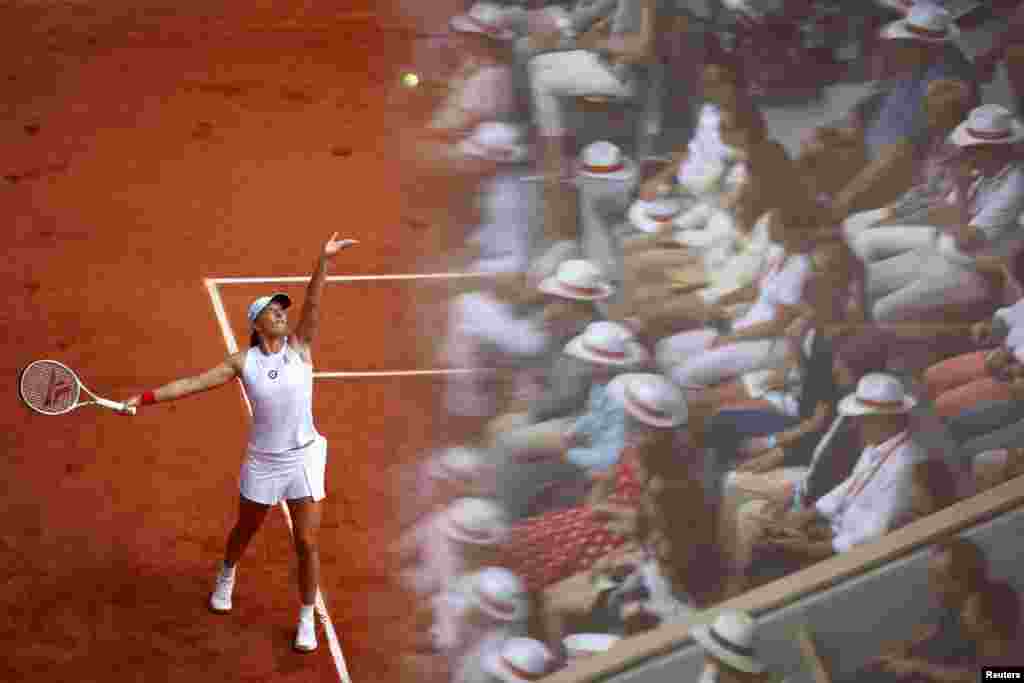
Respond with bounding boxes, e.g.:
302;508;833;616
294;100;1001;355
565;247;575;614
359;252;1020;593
3;1;464;681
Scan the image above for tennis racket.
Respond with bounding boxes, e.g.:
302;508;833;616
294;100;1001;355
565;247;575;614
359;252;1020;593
18;359;136;416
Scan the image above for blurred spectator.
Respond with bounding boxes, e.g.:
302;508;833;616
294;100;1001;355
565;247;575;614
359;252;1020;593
971;448;1024;493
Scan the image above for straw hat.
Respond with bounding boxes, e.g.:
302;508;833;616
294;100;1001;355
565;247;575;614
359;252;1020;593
564;321;649;367
482;637;555;682
881;3;959;43
837;373;917;417
627;197;685;234
465;567;530;622
457;122;531;164
576;141;638;181
450;2;519;41
692;610;766;674
442;498;509;545
950;105;1024;147
537;259;615;301
607;373;688;428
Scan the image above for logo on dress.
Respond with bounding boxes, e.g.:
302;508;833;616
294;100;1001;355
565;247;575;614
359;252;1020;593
268;370;278;380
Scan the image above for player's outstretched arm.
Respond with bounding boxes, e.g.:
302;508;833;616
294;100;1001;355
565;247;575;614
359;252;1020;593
293;232;358;346
124;353;244;410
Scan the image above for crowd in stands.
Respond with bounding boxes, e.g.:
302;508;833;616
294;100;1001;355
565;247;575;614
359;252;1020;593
394;0;1024;680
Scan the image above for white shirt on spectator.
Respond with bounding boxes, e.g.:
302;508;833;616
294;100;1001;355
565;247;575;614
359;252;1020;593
940;161;1024;262
731;247;813;330
677;104;740;197
995;297;1024;330
698;213;774;304
815;430;925;553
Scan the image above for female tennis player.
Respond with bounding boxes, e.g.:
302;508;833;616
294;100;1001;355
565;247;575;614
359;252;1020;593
124;232;358;653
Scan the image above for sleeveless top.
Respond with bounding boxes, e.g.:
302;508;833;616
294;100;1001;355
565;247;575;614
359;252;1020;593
241;337;318;454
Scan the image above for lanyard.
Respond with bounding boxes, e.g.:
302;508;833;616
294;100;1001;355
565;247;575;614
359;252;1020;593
836;432;909;516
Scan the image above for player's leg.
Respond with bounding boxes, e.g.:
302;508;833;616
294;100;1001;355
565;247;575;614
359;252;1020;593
288;496;323;652
210;495;272;614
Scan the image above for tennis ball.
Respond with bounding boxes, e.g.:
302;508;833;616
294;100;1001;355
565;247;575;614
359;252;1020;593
401;72;420;88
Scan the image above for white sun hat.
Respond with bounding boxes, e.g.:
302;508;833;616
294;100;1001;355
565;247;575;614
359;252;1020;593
576;140;638;181
457;122;532;164
442;497;509;545
607;373;688;428
881;3;959;43
691;609;766;674
429;446;490;483
483;637;555;682
950;104;1024;147
837;373;917;417
465;567;530;623
627;197;685;233
537;259;615;301
450;2;519;41
564;321;649;367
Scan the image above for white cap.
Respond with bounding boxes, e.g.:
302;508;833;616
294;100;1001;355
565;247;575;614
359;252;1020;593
247;293;292;328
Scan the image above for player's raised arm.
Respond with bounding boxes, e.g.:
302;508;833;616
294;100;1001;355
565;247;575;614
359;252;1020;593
124;353;244;409
292;232;359;346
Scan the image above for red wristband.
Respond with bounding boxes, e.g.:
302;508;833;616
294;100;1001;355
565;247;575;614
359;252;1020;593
141;391;156;406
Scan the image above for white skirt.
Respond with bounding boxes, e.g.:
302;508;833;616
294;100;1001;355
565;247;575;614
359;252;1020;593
239;434;327;505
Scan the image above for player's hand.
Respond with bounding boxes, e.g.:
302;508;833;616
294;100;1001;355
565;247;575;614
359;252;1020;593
323;232;359;259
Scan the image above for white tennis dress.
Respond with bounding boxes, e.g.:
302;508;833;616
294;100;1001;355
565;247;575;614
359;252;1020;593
238;337;327;505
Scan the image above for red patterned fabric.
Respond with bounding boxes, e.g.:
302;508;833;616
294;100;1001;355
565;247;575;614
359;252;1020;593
503;449;644;591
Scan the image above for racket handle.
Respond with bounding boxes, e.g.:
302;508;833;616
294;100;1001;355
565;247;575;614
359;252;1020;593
96;397;136;415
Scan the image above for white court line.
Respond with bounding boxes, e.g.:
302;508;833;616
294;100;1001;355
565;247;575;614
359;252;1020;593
209;271;491;284
204;279;352;683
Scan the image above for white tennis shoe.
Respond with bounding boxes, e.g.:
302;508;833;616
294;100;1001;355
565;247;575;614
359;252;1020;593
209;563;235;614
294;612;318;653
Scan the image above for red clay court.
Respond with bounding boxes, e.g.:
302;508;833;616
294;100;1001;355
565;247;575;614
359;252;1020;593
3;1;462;681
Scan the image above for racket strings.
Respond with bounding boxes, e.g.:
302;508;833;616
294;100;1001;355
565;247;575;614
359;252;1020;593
20;361;79;414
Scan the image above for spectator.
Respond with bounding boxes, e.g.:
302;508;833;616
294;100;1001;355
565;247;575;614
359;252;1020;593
655;198;818;392
491;320;649;521
863;105;1024;322
831;537;988;682
838;78;972;256
398;497;509;600
439;567;533;683
798;3;975;204
502;373;691;590
486;259;610;463
922;297;1024;417
732;374;925;588
945;396;1024;456
525;0;658;180
871;580;1022;681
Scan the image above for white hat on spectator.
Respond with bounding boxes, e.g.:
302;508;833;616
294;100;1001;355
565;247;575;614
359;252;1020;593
450;2;519;41
838;373;917;417
607;373;688;427
527;240;581;287
458;122;531;164
576;141;637;181
538;259;615;301
950;105;1024;147
565;321;649;367
483;637;555;682
465;567;530;622
429;446;490;483
692;609;766;673
443;498;508;545
881;3;959;43
628;197;685;233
